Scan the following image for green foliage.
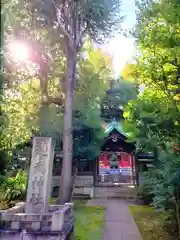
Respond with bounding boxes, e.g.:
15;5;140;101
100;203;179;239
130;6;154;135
137;183;154;205
129;205;170;240
0;151;8;175
0;171;27;209
124;0;180;150
124;87;180;150
101;77;138;122
72;47;111;160
29;0;122;45
148;148;180;236
3;0;120;203
74;200;105;240
2;0;113;152
0;5;8;178
38;45;111;161
85;0;122;42
73;117;105;161
124;0;180;236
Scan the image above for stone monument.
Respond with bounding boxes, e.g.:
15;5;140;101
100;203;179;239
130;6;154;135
0;137;74;240
25;137;54;214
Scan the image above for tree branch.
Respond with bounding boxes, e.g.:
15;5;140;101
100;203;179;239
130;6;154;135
76;24;88;51
51;0;75;54
41;95;64;107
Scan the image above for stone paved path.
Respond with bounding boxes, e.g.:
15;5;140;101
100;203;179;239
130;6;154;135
87;199;142;240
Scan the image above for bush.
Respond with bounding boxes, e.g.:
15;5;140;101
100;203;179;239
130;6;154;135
0;170;27;209
0;151;8;175
148;148;180;237
137;183;154;205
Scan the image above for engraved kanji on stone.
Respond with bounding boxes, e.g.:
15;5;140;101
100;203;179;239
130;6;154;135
32;155;46;172
34;138;49;155
31;193;44;213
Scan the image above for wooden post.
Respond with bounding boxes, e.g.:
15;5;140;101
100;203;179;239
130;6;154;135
131;154;134;185
93;158;97;186
97;156;99;175
135;160;140;187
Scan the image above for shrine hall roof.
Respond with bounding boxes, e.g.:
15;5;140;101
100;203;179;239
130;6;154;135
104;121;129;137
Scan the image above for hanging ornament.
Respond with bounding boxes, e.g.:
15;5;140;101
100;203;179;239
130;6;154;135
112;136;118;142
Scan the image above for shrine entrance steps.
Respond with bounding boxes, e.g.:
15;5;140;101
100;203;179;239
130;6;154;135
94;184;137;199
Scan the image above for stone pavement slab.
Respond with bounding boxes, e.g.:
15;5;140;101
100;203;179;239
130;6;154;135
87;199;142;240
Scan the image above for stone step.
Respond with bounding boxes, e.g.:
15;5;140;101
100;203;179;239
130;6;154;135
94;186;137;199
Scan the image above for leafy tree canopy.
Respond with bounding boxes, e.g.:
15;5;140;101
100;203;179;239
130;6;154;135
101;77;138;122
124;1;180;233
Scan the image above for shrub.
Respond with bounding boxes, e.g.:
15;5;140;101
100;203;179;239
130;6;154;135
0;170;27;209
137;183;154;205
149;148;180;238
0;151;8;175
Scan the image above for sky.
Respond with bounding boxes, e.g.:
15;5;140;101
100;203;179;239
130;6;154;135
104;0;136;77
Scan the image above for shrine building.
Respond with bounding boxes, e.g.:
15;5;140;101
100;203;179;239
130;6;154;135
52;121;154;197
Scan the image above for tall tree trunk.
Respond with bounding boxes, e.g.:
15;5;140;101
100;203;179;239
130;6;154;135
57;53;76;204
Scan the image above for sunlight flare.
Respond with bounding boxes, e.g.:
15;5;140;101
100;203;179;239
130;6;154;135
8;40;30;62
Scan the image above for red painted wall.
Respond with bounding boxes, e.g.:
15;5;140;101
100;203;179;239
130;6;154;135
99;152;109;168
99;152;132;170
119;152;132;167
